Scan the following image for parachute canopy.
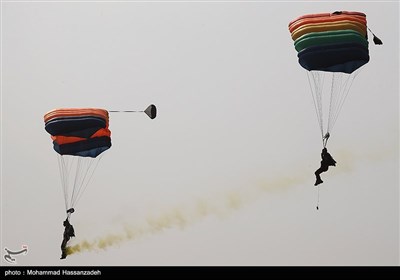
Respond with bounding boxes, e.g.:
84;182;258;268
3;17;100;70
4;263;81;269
288;11;369;74
44;108;111;158
44;108;112;212
288;11;376;146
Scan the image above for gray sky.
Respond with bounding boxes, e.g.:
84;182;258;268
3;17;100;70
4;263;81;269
1;0;399;266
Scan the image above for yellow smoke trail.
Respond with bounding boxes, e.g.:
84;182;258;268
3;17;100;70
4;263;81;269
66;146;395;256
66;170;308;256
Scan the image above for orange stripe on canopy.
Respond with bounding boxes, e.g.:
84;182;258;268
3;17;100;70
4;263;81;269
288;11;366;28
51;128;111;145
289;15;366;33
44;108;109;124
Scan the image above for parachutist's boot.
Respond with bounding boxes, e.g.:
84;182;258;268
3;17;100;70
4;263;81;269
314;174;323;186
315;178;323;186
61;248;67;259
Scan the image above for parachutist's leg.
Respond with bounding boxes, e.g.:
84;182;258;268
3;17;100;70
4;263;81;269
61;236;70;259
314;168;323;186
61;239;66;249
61;239;67;259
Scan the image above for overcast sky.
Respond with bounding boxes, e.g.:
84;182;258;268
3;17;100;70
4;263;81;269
1;0;399;266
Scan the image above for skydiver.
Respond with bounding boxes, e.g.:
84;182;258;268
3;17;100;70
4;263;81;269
60;215;75;259
314;147;336;186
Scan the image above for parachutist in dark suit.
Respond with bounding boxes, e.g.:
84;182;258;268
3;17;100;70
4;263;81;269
60;218;75;259
314;148;336;186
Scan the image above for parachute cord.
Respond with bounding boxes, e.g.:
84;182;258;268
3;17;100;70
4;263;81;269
65;157;73;209
327;69;360;135
70;157;82;209
58;156;65;210
331;71;359;130
109;110;142;113
327;72;339;134
316;186;320;210
57;156;68;211
62;156;72;210
307;72;324;138
70;157;89;208
315;72;325;138
74;154;103;207
329;73;345;133
70;157;92;208
71;157;95;208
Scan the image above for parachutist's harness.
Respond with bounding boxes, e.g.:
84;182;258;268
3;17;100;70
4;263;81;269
66;208;75;220
322;132;330;148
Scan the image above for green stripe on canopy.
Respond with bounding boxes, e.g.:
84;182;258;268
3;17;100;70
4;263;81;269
294;29;368;52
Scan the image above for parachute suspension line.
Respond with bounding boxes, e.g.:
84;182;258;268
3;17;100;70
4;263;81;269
70;157;92;208
69;156;82;209
327;69;360;135
56;154;105;211
331;70;360;131
70;157;87;207
307;71;325;138
74;154;104;208
316;72;325;138
62;156;73;210
330;73;348;133
327;72;341;133
58;155;76;211
108;110;141;113
65;157;74;208
315;72;325;137
70;157;84;208
57;155;68;211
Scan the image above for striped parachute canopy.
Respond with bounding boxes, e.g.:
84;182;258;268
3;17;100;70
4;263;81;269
288;11;372;146
289;11;369;74
44;108;111;213
44;108;111;158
